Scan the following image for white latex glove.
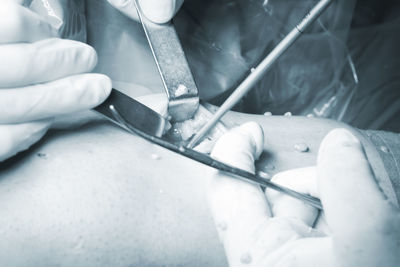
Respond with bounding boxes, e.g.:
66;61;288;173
0;2;112;161
208;127;400;267
107;0;184;24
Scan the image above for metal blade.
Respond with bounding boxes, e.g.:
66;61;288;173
94;89;169;138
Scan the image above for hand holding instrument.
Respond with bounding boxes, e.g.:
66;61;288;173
95;93;322;210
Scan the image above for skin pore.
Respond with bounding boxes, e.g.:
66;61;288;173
0;106;388;266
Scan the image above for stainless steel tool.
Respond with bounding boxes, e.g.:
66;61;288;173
94;94;322;210
133;0;199;122
188;0;335;148
94;89;169;137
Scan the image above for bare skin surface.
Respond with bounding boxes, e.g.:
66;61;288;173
0;122;226;266
0;112;388;266
220;109;388;184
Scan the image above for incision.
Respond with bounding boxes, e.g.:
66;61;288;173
163;104;228;151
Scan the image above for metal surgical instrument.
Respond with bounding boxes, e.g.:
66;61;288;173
188;0;335;148
96;95;323;210
133;0;199;122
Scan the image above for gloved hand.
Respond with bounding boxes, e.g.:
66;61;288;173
107;0;184;23
0;2;111;161
208;126;400;267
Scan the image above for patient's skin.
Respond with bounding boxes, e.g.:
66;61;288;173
0;112;385;266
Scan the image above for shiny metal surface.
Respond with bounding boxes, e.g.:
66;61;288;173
133;0;199;122
94;89;169;138
107;104;322;210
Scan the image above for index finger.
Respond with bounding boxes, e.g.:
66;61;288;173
207;123;272;265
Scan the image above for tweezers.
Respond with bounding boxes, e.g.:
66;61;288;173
108;104;323;210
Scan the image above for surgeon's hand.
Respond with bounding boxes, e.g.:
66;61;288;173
0;2;111;161
107;0;184;24
208;126;400;267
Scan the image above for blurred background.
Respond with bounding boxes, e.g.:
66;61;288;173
35;0;399;132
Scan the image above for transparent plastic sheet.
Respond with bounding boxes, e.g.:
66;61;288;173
85;0;357;119
343;15;400;132
174;0;358;119
85;0;164;97
28;0;399;131
29;0;86;42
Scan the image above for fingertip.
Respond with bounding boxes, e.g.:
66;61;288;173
317;128;367;198
108;0;182;23
76;42;98;72
71;74;112;109
0;74;112;123
318;128;361;162
107;0;140;21
211;122;264;173
138;0;177;23
91;74;112;104
87;45;98;70
108;0;131;7
316;128;391;235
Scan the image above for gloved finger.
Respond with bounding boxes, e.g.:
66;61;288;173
266;167;320;227
0;74;112;124
51;93;169;132
0;2;57;44
318;128;396;232
208;123;327;265
0;38;97;88
107;0;184;24
51;110;104;130
138;0;184;24
207;122;271;264
317;128;400;265
261;237;334;267
0;119;51;162
107;0;139;22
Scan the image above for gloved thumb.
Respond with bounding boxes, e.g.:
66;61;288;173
138;0;184;24
317;128;400;266
317;128;389;232
108;0;184;24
